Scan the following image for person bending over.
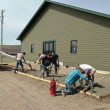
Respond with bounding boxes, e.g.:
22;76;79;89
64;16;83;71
14;52;26;73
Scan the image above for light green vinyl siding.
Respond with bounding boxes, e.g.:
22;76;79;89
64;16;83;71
21;3;110;71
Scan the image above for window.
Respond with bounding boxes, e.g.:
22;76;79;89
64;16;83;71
31;44;34;53
70;40;77;53
43;41;55;55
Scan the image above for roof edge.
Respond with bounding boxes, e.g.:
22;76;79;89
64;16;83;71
46;0;110;19
17;1;46;40
17;0;110;40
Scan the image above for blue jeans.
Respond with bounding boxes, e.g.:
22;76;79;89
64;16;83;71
14;60;23;72
65;83;74;93
52;61;57;72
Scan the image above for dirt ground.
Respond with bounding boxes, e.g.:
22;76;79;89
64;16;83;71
0;65;110;110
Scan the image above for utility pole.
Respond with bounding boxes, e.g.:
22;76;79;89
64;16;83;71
0;9;5;63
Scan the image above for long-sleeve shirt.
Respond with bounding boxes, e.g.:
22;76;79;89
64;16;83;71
65;69;89;84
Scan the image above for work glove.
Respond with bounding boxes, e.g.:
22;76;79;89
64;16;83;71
46;66;49;69
36;60;39;64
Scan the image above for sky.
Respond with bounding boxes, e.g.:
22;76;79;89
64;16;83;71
0;0;110;45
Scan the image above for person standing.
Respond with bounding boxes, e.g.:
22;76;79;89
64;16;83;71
38;53;52;77
14;52;26;73
51;52;59;74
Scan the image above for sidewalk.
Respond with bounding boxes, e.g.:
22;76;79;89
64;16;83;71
42;70;110;99
92;72;110;98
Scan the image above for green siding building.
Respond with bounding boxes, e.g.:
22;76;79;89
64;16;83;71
17;0;110;72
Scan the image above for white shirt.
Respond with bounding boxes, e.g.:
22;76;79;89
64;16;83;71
40;54;46;60
79;64;93;70
17;53;24;60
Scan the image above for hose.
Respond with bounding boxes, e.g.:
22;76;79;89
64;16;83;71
49;79;59;90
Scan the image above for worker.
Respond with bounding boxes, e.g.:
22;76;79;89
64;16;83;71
36;53;46;70
38;53;52;77
14;52;26;73
78;64;96;86
38;53;46;63
51;52;59;74
56;68;89;96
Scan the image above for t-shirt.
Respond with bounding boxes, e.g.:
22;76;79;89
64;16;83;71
79;64;93;70
83;69;91;75
42;56;52;66
52;54;58;61
40;54;46;60
17;53;24;60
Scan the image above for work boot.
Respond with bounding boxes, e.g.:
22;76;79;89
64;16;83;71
46;71;49;77
46;73;49;77
63;89;73;95
56;90;61;93
55;70;57;74
56;88;64;93
14;71;16;74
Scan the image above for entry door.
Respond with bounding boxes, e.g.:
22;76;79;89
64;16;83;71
43;41;55;55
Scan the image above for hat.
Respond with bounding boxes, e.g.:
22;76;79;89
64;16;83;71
91;68;96;74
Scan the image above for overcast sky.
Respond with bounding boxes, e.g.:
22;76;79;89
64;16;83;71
0;0;110;45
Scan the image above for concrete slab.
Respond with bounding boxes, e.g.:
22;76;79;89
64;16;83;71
99;74;110;79
17;71;110;99
7;64;110;99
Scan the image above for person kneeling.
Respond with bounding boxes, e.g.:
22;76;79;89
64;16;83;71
56;68;89;96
